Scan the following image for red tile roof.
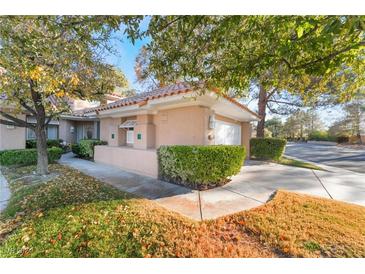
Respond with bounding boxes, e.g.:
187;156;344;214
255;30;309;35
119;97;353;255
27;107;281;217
85;82;191;114
84;83;260;119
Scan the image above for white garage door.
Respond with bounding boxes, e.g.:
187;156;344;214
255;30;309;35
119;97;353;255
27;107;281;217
215;120;241;145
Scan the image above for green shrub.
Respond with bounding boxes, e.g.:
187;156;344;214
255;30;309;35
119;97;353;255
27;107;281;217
250;138;287;160
71;143;80;155
26;139;64;149
25;140;37;149
0;147;63;166
308;131;336;142
158;145;246;190
48;147;63;163
76;139;107;159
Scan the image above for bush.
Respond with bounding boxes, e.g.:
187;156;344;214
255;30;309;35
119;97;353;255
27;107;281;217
308;131;337;142
75;139;107;159
0;147;63;166
250;138;287;160
26;139;64;149
158;145;246;190
337;135;349;144
71;144;80;155
25;140;37;149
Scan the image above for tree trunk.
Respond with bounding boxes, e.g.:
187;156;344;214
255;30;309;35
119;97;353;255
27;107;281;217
29;80;49;175
35;125;49;175
256;85;267;138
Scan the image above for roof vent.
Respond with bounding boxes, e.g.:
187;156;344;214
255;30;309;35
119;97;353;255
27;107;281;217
119;120;137;128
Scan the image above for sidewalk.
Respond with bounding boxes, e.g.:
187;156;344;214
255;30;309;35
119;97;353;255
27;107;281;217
0;169;11;212
59;153;365;221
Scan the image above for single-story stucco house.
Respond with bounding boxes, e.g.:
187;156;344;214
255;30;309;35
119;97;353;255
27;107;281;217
1;83;260;178
80;83;260;177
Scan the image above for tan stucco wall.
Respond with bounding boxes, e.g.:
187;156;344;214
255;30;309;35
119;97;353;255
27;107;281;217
94;145;158;177
59;119;76;144
154;105;210;147
134;114;155;149
100;117;122;146
99;106;253;151
0;114;26;150
94;107;253;176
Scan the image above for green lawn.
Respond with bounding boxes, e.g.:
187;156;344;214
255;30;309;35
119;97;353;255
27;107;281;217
1;164;364;258
275;156;323;170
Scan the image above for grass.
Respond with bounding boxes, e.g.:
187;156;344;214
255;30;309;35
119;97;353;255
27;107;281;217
1;164;364;258
275;156;323;170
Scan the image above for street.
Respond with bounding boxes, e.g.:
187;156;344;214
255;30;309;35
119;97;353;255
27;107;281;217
285;142;365;174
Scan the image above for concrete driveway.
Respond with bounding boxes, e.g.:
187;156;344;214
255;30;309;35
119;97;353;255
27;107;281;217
59;153;365;221
285;142;365;173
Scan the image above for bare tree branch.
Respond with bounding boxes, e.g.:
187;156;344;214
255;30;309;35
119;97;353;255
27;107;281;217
268;99;304;107
19;98;37;116
0;110;34;128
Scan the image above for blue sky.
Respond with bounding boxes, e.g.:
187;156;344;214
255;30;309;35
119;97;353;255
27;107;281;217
105;18;150;91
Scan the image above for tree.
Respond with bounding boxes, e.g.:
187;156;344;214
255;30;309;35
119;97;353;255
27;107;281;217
329;100;364;139
138;16;365;137
265;118;284;138
0;16;140;175
282;109;324;140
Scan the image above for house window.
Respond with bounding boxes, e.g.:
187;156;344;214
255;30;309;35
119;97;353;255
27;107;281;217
27;128;36;140
47;125;59;140
26;125;59;140
126;129;134;144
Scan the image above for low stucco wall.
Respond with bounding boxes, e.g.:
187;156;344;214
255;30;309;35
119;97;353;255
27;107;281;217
0;114;26;150
94;145;158;178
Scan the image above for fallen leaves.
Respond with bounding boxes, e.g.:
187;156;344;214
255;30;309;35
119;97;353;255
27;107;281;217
2;164;363;258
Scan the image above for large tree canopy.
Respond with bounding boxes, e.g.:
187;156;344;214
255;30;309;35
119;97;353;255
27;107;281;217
137;16;365;136
0;16;141;174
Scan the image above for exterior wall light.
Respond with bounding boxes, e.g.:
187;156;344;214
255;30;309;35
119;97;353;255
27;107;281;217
209;115;216;129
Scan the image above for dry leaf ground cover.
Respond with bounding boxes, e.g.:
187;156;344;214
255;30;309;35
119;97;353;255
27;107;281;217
236;191;365;257
0;164;275;258
1;164;364;258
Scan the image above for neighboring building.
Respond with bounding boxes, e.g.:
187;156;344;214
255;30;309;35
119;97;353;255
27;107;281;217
0;93;123;150
88;83;260;177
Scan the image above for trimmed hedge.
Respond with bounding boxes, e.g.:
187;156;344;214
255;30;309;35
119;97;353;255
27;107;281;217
0;147;63;166
158;145;246;190
250;138;287;160
73;139;107;159
26;139;64;149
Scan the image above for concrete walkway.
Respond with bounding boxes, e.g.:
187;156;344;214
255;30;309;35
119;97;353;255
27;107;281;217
0;169;11;212
59;153;365;221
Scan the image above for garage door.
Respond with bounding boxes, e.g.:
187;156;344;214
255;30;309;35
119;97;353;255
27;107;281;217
214;120;241;145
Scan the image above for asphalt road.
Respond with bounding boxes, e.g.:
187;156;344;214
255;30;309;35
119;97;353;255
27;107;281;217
284;142;365;174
